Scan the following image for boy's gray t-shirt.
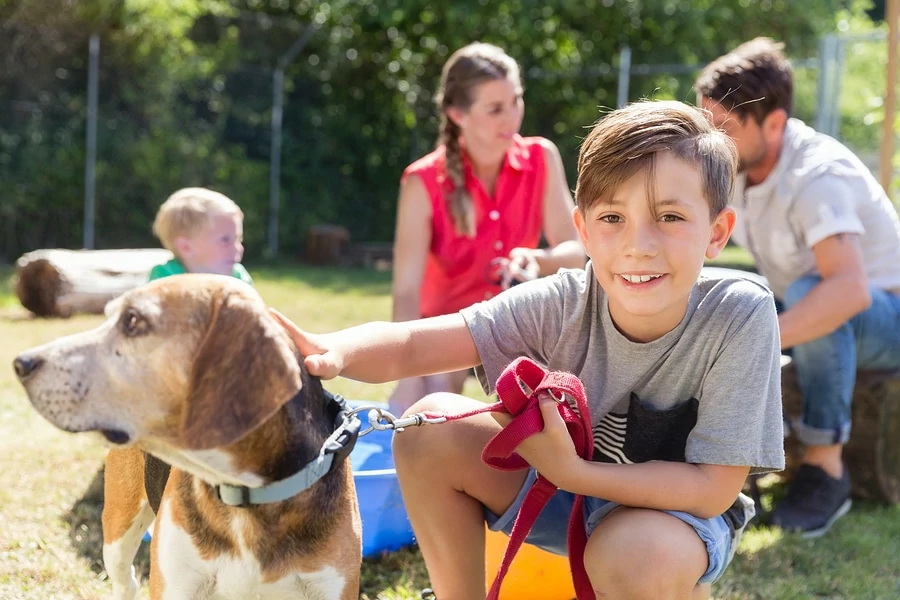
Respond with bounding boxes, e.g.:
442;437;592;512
460;264;785;475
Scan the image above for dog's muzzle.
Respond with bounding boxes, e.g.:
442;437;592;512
13;354;44;380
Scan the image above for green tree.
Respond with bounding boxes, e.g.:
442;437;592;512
0;0;863;261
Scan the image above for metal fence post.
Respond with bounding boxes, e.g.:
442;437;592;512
815;34;840;137
269;66;286;259
880;0;899;193
268;23;318;259
83;33;99;249
617;45;632;108
830;38;847;138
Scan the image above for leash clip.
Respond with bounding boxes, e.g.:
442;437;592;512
346;405;447;436
374;410;448;432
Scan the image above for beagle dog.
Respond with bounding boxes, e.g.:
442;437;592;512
13;275;362;600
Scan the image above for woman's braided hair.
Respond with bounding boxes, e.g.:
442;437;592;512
434;43;521;237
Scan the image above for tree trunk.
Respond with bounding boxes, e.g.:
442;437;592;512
15;248;173;318
782;364;900;503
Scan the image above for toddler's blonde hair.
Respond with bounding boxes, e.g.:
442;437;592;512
152;187;243;253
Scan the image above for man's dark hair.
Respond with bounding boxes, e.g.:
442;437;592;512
695;37;793;125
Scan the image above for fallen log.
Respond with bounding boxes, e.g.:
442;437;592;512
15;248;173;318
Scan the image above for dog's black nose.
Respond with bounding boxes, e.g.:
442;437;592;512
13;355;44;380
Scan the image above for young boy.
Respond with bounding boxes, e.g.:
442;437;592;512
149;187;253;284
274;101;784;599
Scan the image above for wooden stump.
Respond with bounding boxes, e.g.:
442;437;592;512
305;224;350;266
350;242;393;270
15;248;173;318
782;364;900;503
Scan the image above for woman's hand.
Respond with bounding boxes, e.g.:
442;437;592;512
501;247;542;289
269;309;344;379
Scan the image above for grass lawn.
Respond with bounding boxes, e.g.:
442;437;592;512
1;261;899;599
709;244;756;271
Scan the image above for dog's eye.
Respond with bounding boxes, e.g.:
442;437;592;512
120;309;146;336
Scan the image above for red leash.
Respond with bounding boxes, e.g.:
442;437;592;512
423;357;595;600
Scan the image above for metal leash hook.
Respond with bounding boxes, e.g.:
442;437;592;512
346;404;447;437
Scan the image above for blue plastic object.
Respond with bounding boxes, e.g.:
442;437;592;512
349;401;416;557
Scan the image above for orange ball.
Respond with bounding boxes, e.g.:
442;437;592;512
484;527;576;600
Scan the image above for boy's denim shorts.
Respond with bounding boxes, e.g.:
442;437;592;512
485;469;752;584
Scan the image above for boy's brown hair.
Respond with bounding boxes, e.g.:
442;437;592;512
575;100;736;218
694;37;793;125
152;187;243;253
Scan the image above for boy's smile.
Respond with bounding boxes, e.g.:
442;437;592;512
574;151;735;343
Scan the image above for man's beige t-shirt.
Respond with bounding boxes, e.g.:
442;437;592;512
730;118;900;299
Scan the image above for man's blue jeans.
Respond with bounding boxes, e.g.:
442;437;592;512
782;276;900;446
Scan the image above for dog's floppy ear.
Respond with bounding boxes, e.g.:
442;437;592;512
180;288;302;450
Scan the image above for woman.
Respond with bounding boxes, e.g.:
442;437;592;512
389;42;585;413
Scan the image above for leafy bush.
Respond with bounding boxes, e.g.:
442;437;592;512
0;0;862;261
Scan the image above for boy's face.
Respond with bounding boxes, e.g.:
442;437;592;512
176;213;244;276
574;151;735;343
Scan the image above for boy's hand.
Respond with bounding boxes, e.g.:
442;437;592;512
269;309;344;379
493;394;582;488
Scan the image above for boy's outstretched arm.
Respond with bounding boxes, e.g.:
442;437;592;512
512;398;750;518
270;310;481;384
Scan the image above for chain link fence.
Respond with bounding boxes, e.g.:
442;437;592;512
815;30;897;199
1;23;896;262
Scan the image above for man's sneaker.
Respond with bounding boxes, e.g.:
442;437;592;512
420;589;436;600
770;464;852;539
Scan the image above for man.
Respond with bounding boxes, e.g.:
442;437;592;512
696;37;900;538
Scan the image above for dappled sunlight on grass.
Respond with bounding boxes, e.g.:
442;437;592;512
0;265;17;309
705;244;756;270
735;525;784;555
0;388;119;599
361;547;429;599
2;262;900;599
248;262;392;296
253;264;393;345
718;498;900;599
